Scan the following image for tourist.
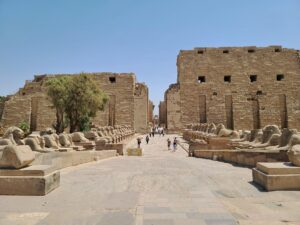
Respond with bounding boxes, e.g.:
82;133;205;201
152;127;155;137
137;137;142;148
146;135;149;144
158;127;163;136
167;138;171;150
173;137;178;151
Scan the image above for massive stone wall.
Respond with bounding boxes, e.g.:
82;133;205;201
0;97;8;122
158;101;166;126
92;73;136;129
165;83;181;132
148;100;154;125
1;95;32;129
163;46;300;131
1;73;149;132
134;83;149;133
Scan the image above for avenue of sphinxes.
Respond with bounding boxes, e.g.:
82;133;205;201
1;1;300;224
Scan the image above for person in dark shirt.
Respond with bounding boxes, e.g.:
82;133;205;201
173;137;178;151
137;137;142;148
167;138;171;150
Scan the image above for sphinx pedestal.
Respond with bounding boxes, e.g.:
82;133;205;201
0;165;60;196
253;162;300;191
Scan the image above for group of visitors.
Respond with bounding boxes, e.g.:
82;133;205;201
167;137;178;151
136;133;178;152
149;126;165;137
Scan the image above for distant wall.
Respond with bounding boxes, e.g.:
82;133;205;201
148;100;154;125
171;46;300;130
159;101;166;126
165;84;181;132
1;95;32;129
1;73;149;132
0;98;8;122
134;83;149;133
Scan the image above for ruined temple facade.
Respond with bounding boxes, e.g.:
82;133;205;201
0;99;6;123
134;83;149;133
1;73;150;133
148;100;154;125
158;101;166;127
162;46;300;131
161;84;181;132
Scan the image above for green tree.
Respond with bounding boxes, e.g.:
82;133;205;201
65;74;108;132
0;96;8;103
45;76;71;134
79;114;91;132
19;121;30;136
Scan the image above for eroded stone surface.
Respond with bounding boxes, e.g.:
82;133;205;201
0;73;151;133
0;145;35;169
160;46;300;131
288;144;300;166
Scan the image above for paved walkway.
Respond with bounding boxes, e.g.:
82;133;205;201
0;134;300;225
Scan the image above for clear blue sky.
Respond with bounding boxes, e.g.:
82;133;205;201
0;0;299;114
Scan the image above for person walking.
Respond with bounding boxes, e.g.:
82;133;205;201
146;135;149;144
173;137;178;151
137;137;142;148
152;127;155;137
167;138;171;150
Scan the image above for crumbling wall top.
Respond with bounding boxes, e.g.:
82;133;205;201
134;83;148;97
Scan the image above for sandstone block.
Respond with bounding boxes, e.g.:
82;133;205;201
288;144;300;166
0;145;35;169
127;148;142;156
253;162;300;191
0;170;60;196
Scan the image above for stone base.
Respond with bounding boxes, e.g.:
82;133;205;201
74;142;95;150
127;148;142;156
207;137;232;150
189;137;232;156
0;165;60;196
72;146;85;151
253;162;300;191
194;149;288;167
58;147;74;152
96;143;124;155
189;141;208;152
32;150;117;170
